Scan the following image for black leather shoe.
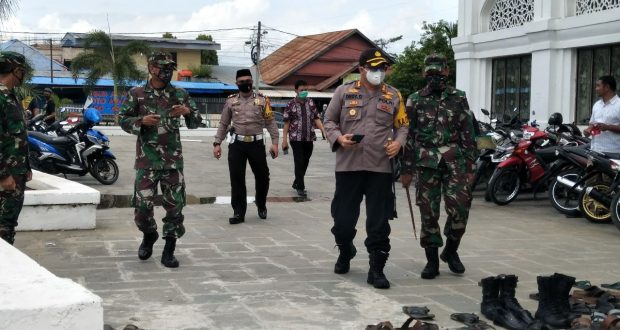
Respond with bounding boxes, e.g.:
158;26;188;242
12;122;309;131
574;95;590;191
229;214;245;224
296;189;307;197
258;208;267;219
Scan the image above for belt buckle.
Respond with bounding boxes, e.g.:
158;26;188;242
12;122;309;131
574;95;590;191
243;136;252;142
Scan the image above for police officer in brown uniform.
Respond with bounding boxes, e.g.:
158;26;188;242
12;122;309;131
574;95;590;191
324;49;409;289
213;69;279;224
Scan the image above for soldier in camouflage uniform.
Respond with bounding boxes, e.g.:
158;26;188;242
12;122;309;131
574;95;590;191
119;52;203;268
401;53;477;279
0;51;32;245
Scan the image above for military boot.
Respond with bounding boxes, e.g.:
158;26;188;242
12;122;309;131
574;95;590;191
421;248;440;279
440;239;465;274
367;250;390;289
552;273;579;321
499;275;535;325
534;275;570;328
0;228;15;245
161;237;179;268
138;231;159;260
480;276;528;330
334;242;357;274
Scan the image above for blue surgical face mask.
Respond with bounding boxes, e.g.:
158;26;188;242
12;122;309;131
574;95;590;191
298;91;308;99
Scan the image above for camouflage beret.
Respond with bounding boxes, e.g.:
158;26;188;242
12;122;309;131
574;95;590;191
424;53;448;73
0;51;27;67
148;52;176;67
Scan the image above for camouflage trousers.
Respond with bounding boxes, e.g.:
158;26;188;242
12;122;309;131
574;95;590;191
132;168;186;239
0;175;26;245
415;159;474;248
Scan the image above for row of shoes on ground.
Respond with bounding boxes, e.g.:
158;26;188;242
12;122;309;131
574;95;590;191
366;306;439;330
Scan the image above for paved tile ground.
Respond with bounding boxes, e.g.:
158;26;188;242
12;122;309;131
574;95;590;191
13;135;620;330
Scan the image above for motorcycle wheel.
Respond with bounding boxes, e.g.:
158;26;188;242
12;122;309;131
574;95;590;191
487;167;521;206
611;193;620;231
90;157;119;185
548;169;582;217
578;181;611;223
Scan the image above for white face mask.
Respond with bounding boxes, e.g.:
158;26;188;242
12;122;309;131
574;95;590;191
366;69;385;86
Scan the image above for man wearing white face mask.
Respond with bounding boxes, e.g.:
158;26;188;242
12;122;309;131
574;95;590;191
324;48;409;289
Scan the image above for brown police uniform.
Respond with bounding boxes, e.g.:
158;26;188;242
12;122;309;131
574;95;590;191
215;92;279;220
324;80;408;253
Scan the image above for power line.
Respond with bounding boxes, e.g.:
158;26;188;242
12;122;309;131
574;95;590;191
0;27;254;36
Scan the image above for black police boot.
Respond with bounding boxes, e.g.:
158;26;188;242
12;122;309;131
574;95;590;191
499;275;535;325
367;250;390;289
334;242;357;274
481;276;527;330
552;273;579;321
534;275;570;328
258;207;267;220
229;213;245;225
421;248;440;279
440;239;465;274
161;237;179;268
138;231;159;260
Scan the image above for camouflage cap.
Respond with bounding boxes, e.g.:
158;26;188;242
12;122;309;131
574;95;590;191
424;53;448;73
0;51;27;68
148;52;176;67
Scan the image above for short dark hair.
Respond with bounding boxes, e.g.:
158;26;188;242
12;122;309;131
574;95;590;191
599;75;617;92
295;80;307;90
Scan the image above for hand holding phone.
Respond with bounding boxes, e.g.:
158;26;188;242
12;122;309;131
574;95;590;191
351;134;365;143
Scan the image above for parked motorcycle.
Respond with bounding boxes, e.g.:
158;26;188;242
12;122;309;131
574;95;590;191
27;107;119;185
546;145;590;217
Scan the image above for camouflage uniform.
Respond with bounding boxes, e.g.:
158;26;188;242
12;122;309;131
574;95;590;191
402;67;477;249
0;52;31;245
119;53;203;239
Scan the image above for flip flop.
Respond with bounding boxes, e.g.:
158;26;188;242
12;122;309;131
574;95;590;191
399;318;439;330
603;282;620;291
450;313;480;325
402;306;435;320
573;280;593;290
570;316;592;330
366;321;395;330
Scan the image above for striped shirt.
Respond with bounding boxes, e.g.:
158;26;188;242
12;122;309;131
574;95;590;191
590;95;620;153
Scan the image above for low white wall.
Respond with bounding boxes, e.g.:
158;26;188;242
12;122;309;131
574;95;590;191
18;170;100;231
0;239;103;330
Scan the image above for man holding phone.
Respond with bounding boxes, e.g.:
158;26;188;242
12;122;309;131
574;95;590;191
119;52;203;268
324;48;409;289
583;75;620;157
282;79;327;197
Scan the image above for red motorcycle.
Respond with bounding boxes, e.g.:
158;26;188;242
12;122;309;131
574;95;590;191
486;121;558;205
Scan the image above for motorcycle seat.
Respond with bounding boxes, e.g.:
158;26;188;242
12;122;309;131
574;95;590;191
536;147;559;164
564;145;590;158
28;131;73;146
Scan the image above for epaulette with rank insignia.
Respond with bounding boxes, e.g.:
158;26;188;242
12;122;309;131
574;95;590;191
227;93;238;98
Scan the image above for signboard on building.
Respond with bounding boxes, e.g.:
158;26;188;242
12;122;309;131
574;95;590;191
89;90;126;115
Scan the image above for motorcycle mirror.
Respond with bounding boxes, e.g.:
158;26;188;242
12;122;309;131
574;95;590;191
481;109;490;116
83;96;94;110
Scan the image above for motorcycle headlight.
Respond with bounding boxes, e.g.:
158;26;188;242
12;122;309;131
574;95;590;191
510;132;520;144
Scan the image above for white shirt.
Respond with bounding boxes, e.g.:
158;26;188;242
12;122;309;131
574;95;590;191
590;95;620;153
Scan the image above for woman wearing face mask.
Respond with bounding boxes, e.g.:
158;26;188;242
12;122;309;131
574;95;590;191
323;48;409;289
400;53;478;280
213;69;279;225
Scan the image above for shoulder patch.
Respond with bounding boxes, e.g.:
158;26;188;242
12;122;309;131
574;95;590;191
227;93;238;99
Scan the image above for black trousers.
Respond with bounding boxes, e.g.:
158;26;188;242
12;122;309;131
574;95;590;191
290;141;314;190
330;171;392;253
228;140;270;216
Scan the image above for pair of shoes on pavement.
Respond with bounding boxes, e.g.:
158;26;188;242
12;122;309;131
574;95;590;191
229;208;267;224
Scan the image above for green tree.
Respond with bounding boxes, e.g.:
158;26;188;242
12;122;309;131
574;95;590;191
387;20;458;98
162;32;176;39
70;31;151;100
196;34;218;65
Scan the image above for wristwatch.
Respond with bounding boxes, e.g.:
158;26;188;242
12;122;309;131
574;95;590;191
213;142;221;147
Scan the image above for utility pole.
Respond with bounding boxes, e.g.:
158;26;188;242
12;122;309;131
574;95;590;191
49;39;53;83
255;21;261;93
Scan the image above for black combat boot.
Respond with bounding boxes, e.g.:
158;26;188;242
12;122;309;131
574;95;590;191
440;239;465;274
421;248;440;279
481;276;527;330
534;275;570;328
499;275;535;325
367;250;390;289
0;228;15;245
161;237;179;268
334;242;357;274
138;231;159;260
551;273;579;320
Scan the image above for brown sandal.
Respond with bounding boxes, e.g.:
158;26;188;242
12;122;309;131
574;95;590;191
570;315;592;330
602;315;620;330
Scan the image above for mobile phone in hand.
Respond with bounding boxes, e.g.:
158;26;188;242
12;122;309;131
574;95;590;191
283;147;289;155
269;149;276;159
351;134;365;143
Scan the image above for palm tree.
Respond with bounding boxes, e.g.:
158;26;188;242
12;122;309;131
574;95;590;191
70;30;151;99
0;0;18;22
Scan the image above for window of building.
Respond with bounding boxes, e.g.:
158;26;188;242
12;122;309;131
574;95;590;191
576;0;620;15
492;55;532;123
575;44;620;124
488;0;535;32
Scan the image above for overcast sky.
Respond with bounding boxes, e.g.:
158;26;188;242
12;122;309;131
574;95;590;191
2;0;457;66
